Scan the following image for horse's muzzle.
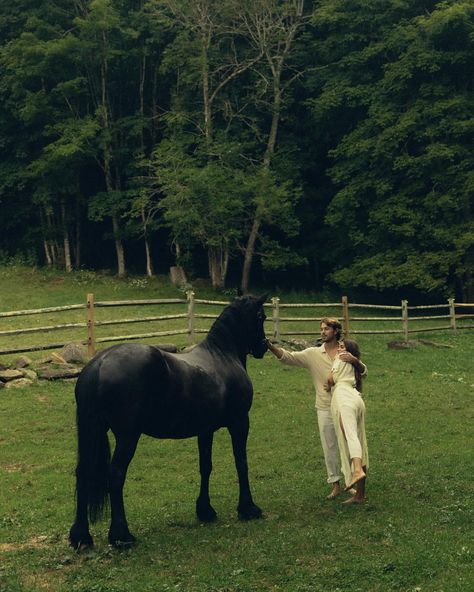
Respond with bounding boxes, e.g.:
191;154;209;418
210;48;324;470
252;339;268;359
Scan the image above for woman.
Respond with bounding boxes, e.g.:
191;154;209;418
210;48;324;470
327;339;368;504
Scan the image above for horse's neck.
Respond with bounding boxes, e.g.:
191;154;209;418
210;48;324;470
205;309;247;363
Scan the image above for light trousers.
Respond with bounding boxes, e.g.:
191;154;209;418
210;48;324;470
317;409;342;484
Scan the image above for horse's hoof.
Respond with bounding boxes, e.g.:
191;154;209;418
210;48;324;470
69;526;94;551
110;538;137;550
238;504;263;521
109;538;137;549
108;531;137;549
196;503;217;523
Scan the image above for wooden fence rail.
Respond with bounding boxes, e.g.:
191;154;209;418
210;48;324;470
0;293;473;357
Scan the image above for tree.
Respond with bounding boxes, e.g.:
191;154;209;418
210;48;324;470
151;139;247;287
238;0;308;291
148;0;265;285
0;0;96;269
320;1;474;300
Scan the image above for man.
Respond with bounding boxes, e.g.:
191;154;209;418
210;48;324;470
266;318;367;500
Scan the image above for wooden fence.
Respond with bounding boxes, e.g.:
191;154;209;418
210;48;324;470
0;293;473;357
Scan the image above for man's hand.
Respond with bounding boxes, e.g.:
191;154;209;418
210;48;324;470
266;339;283;359
339;351;356;364
340;351;366;374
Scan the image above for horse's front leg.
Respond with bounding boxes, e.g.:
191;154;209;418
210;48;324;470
108;432;140;548
228;415;262;520
196;431;217;522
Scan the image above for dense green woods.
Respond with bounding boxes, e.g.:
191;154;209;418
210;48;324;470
1;0;473;300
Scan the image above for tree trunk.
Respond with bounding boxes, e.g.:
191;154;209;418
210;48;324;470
60;198;72;272
201;29;212;147
241;217;261;293
46;210;59;266
208;245;229;289
40;208;53;266
263;84;281;167
143;207;154;277
112;214;126;277
144;237;154;277
74;180;82;269
43;239;53;267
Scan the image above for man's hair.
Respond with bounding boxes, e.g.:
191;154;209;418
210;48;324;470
320;317;343;340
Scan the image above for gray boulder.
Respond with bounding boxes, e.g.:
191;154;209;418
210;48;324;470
59;343;89;364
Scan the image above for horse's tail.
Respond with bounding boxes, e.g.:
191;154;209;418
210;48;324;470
74;367;111;523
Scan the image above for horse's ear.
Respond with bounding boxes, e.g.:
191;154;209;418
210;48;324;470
258;293;269;304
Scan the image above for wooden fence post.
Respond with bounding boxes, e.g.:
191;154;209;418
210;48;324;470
448;298;456;334
87;293;96;357
341;296;350;337
187;290;195;344
271;297;280;342
401;300;408;342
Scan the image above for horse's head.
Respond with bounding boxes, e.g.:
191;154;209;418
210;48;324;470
234;293;268;358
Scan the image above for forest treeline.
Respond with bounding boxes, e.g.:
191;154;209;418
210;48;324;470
0;0;473;300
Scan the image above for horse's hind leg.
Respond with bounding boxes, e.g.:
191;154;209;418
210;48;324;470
196;431;217;522
228;415;262;520
69;473;93;550
108;432;140;548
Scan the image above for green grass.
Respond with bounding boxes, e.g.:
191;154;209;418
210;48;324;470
1;266;473;592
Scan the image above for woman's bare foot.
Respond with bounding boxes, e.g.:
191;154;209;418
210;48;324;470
344;470;366;491
342;495;365;504
326;482;341;500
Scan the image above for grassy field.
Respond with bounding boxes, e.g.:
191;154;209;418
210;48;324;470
1;266;473;592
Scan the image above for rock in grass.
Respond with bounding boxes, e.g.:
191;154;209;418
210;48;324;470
13;355;33;369
0;369;24;382
387;340;418;349
51;352;68;364
4;378;33;389
59;343;89;364
36;365;82;380
21;369;38;381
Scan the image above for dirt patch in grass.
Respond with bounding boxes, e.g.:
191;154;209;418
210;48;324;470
0;536;49;552
22;570;66;592
1;463;39;473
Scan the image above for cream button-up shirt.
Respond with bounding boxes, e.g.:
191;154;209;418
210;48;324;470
278;344;367;411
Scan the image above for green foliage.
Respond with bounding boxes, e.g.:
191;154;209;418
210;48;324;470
152;140;246;251
309;0;474;298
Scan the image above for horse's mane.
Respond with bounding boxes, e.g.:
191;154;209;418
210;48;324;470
205;299;246;352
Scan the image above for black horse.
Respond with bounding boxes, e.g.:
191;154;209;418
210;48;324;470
69;294;268;550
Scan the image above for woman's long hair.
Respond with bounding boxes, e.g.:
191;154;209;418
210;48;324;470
343;339;362;392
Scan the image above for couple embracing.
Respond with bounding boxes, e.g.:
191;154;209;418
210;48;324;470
266;318;369;504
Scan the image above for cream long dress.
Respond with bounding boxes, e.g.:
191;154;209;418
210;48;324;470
330;357;369;487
